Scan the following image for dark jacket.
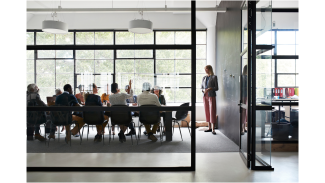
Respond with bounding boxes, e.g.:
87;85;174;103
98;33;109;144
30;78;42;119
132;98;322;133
85;94;104;115
158;95;166;105
201;75;219;97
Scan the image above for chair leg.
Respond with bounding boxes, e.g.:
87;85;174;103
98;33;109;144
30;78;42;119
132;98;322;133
48;124;52;147
132;122;138;145
69;125;72;147
44;123;46;146
102;124;104;145
160;123;162;145
185;120;191;136
87;125;89;141
81;126;85;139
109;126;111;145
172;120;175;136
77;123;82;145
177;122;183;141
58;126;60;142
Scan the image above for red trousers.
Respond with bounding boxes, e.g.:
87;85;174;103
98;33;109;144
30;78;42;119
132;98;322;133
203;94;216;124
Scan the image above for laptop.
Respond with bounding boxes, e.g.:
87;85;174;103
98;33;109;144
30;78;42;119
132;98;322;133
47;96;56;106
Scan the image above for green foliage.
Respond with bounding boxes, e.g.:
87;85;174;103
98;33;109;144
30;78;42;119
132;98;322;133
37;74;55;87
36;32;54;45
95;60;113;73
196;45;206;59
135;32;154;44
116;59;134;73
156;50;174;59
56;50;73;58
175;31;191;44
56;32;74;45
95;32;113;45
27;50;34;59
56;60;74;73
156;60;174;73
27;59;34;73
156;32;174;44
76;50;94;59
38;50;55;58
26;32;34;45
95;50;113;59
175;60;191;73
76;60;94;73
135;50;153;58
179;75;191;87
56;74;74;89
175;89;191;103
117;50;134;58
38;87;55;102
116;32;134;44
37;60;55;73
175;50;191;59
26;73;34;86
196;60;206;73
76;32;94;45
135;59;154;73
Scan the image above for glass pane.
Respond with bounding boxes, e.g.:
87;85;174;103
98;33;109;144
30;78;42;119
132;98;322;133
76;60;94;73
175;31;191;44
256;58;272;104
175;89;191;103
163;89;174;103
135;59;154;73
116;59;134;73
56;60;74;73
95;32;113;45
27;32;34;45
56;50;73;58
196;60;206;73
95;60;114;73
278;75;296;87
296;74;299;87
37;60;55;73
156;75;179;88
175;60;191;73
36;32;54;45
76;32;94;45
134;74;155;90
135;50;153;58
296;31;298;44
277;60;296;73
27;50;34;59
116;32;134;45
156;50;174;59
196;74;206;88
116;73;134;90
77;74;95;87
95;50;113;59
38;50;55;58
156;60;174;73
277;31;295;44
156;32;174;44
196;45;206;59
38;87;55;102
135;32;154;44
27;73;34;86
277;45;296;55
255;110;272;166
27;59;34;73
175;50;191;59
116;50;134;58
37;74;55;87
56;74;74;89
256;31;274;45
56;32;74;45
76;50;94;59
196;89;203;102
178;75;191;87
196;31;206;44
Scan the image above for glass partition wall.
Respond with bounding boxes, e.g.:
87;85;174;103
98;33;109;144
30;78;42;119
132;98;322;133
27;1;198;171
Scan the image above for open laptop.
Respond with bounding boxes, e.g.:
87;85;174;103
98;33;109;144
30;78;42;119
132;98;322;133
46;96;56;106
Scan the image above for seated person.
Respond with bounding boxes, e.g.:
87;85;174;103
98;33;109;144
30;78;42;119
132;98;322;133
26;84;50;141
53;88;62;97
109;81;134;142
137;82;161;142
101;84;111;105
75;84;85;105
83;83;110;142
147;85;166;134
125;83;138;136
55;84;83;141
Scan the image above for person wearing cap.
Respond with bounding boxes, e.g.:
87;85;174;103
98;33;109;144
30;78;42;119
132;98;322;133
109;80;135;142
137;82;161;142
75;84;85;105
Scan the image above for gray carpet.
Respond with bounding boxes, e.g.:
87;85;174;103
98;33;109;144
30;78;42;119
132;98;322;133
27;127;239;153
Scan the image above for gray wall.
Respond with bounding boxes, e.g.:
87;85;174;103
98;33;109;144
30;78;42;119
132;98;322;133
216;1;242;145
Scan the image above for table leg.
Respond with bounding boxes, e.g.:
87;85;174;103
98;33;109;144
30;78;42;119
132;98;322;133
165;111;172;141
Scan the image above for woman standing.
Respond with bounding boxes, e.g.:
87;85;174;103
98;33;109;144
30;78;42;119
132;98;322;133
201;65;219;135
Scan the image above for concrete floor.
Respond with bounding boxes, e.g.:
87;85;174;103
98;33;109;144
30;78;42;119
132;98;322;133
27;152;298;182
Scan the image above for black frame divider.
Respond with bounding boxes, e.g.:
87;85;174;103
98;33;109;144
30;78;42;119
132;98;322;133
27;0;197;172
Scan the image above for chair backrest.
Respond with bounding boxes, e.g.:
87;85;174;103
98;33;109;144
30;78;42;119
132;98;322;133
139;105;161;125
110;105;132;125
83;105;105;125
175;102;189;121
50;104;73;126
26;93;46;125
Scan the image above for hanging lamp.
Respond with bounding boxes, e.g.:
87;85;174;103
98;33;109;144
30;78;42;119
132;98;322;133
42;2;68;34
128;11;153;34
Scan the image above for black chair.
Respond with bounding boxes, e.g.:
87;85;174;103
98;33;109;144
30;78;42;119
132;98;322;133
139;105;162;144
27;95;47;145
49;106;80;147
110;105;137;144
172;102;190;141
82;106;109;145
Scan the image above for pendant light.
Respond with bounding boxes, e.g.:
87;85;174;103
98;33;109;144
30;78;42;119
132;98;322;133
42;1;68;34
128;11;153;34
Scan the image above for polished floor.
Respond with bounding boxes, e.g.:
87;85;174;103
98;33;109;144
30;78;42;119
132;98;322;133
27;152;298;182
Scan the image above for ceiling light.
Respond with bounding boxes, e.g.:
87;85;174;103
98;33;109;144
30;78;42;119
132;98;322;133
128;11;153;34
42;2;68;34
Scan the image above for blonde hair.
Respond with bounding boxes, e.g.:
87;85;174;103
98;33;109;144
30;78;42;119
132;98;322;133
205;65;214;76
